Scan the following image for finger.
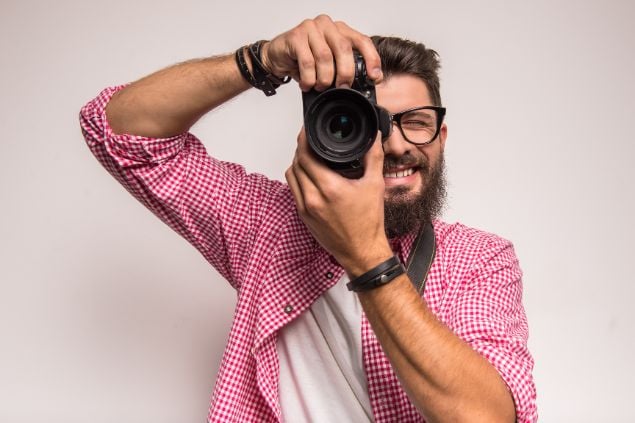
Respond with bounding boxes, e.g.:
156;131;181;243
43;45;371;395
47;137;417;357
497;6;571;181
296;127;338;188
291;133;326;215
361;133;385;183
307;22;336;91
292;153;325;215
290;21;319;92
318;15;355;88
334;21;383;82
285;164;305;214
323;29;355;88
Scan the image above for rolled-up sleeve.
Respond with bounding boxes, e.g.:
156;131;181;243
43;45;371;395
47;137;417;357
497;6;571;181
79;86;290;289
444;233;538;422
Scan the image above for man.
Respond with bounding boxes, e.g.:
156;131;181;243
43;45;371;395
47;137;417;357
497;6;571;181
80;15;536;422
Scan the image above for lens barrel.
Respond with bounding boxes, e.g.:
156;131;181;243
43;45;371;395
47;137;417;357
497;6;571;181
301;52;391;178
304;88;378;167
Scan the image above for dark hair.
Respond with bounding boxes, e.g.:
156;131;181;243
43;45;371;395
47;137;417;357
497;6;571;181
371;36;442;106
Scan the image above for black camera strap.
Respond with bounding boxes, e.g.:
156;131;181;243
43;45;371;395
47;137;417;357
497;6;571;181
405;222;436;295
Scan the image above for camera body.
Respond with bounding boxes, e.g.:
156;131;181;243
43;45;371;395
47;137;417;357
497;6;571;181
302;52;392;178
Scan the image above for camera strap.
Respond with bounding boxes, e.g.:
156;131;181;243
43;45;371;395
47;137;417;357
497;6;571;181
405;222;436;295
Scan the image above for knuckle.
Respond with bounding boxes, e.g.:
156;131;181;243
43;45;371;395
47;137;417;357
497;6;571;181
315;80;331;91
321;186;335;200
297;154;311;169
355;34;374;50
334;20;350;31
299;56;315;69
321;182;340;200
300;18;315;29
336;66;354;82
304;195;321;212
315;47;333;62
315;14;333;23
358;33;373;44
337;38;352;52
287;28;304;45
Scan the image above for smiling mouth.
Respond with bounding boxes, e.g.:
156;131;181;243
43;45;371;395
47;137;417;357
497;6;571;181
383;168;417;178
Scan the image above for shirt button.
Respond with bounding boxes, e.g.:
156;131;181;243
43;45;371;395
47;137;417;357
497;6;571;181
326;271;334;279
283;304;294;314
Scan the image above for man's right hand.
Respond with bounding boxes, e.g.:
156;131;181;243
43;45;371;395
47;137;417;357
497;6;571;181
262;15;383;92
106;15;381;138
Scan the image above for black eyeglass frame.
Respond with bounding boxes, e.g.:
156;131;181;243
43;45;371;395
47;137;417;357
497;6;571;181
384;106;447;146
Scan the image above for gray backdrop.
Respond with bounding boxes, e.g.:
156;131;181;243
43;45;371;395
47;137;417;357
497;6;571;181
1;0;633;421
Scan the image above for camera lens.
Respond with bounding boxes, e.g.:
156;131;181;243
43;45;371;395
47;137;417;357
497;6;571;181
327;114;355;141
305;88;378;164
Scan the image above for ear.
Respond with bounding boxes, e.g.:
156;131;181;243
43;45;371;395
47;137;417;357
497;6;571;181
439;123;448;152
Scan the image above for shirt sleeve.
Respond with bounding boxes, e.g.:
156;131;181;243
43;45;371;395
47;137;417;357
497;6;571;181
79;86;290;290
444;232;538;423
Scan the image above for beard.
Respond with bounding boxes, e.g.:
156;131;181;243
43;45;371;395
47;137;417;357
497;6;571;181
383;153;447;239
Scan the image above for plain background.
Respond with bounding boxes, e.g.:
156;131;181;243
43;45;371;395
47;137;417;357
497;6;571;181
1;0;634;421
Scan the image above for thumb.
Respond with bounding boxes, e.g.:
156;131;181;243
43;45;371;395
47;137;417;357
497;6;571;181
362;133;385;180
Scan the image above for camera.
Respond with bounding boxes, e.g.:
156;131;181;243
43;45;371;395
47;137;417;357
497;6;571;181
302;52;392;178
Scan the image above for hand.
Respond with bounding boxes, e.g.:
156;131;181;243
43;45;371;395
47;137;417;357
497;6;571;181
261;15;383;92
285;128;393;277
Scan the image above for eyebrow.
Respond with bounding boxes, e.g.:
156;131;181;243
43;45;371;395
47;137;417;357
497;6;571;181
403;109;434;118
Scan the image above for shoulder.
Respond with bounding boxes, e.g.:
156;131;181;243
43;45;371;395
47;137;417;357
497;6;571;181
433;220;513;255
432;220;520;284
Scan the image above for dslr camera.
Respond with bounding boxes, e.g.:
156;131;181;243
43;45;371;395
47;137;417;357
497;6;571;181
302;52;392;178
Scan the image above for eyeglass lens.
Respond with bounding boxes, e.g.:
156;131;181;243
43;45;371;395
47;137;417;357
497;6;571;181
397;109;440;144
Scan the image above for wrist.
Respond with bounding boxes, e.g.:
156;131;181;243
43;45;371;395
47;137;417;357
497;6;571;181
260;41;287;80
342;244;394;279
235;41;290;96
260;41;273;75
346;255;405;292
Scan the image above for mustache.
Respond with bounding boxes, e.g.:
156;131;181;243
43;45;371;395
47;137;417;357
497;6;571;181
383;154;430;173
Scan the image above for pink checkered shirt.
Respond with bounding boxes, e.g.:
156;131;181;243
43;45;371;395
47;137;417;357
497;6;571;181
80;86;537;422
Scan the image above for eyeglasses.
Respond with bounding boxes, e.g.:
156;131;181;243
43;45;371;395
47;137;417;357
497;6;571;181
385;106;446;146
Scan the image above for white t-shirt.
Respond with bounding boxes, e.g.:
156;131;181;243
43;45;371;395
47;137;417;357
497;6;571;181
277;275;373;422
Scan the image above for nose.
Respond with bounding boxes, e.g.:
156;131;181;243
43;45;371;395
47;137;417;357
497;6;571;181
382;122;412;157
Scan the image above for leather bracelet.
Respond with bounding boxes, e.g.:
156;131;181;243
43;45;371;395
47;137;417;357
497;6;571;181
346;256;405;292
249;41;291;84
235;40;291;96
235;46;256;87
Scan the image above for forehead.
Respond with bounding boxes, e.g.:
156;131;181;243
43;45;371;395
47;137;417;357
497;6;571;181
375;74;432;113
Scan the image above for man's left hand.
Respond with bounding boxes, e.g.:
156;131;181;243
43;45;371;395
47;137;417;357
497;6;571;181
285;129;393;277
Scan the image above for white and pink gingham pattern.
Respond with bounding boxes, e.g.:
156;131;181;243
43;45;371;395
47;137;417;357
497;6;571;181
80;86;537;422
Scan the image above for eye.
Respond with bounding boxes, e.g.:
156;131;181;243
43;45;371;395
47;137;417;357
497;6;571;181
397;109;438;132
401;119;433;129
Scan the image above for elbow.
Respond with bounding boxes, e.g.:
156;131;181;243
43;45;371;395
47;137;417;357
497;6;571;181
419;392;516;423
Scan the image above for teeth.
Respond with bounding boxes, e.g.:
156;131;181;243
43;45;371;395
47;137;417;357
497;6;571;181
384;168;415;178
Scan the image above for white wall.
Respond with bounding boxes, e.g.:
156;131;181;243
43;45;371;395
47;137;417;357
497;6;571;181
1;0;633;421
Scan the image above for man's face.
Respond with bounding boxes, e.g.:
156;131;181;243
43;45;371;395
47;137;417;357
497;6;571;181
376;74;448;237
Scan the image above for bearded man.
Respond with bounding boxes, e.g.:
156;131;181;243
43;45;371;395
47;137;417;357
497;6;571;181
80;15;537;423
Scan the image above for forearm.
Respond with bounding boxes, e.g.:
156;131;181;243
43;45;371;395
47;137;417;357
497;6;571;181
105;53;250;137
353;258;515;422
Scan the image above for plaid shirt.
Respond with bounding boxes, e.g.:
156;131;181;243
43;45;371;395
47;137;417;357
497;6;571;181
80;86;537;422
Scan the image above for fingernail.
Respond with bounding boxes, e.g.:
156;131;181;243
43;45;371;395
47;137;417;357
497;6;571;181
372;68;382;79
337;83;351;89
